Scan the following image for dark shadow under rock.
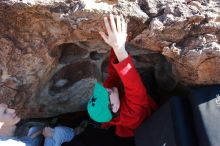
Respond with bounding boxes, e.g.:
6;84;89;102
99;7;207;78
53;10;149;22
59;43;89;64
49;60;99;96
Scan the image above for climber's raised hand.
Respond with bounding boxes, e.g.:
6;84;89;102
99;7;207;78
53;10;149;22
99;14;128;62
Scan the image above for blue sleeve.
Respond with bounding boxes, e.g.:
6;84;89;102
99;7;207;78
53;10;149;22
44;137;55;146
44;126;74;146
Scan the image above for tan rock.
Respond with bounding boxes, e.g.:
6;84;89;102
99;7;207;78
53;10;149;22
0;0;219;118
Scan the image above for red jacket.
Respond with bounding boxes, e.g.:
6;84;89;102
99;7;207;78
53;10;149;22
102;49;158;137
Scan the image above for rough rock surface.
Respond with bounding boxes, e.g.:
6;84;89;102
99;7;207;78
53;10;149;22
0;0;219;118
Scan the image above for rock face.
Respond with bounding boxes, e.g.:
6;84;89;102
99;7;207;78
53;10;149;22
0;0;219;118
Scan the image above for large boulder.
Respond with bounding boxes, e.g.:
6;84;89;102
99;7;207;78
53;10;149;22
0;0;219;118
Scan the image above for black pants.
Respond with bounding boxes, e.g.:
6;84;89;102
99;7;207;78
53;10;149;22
62;120;135;146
